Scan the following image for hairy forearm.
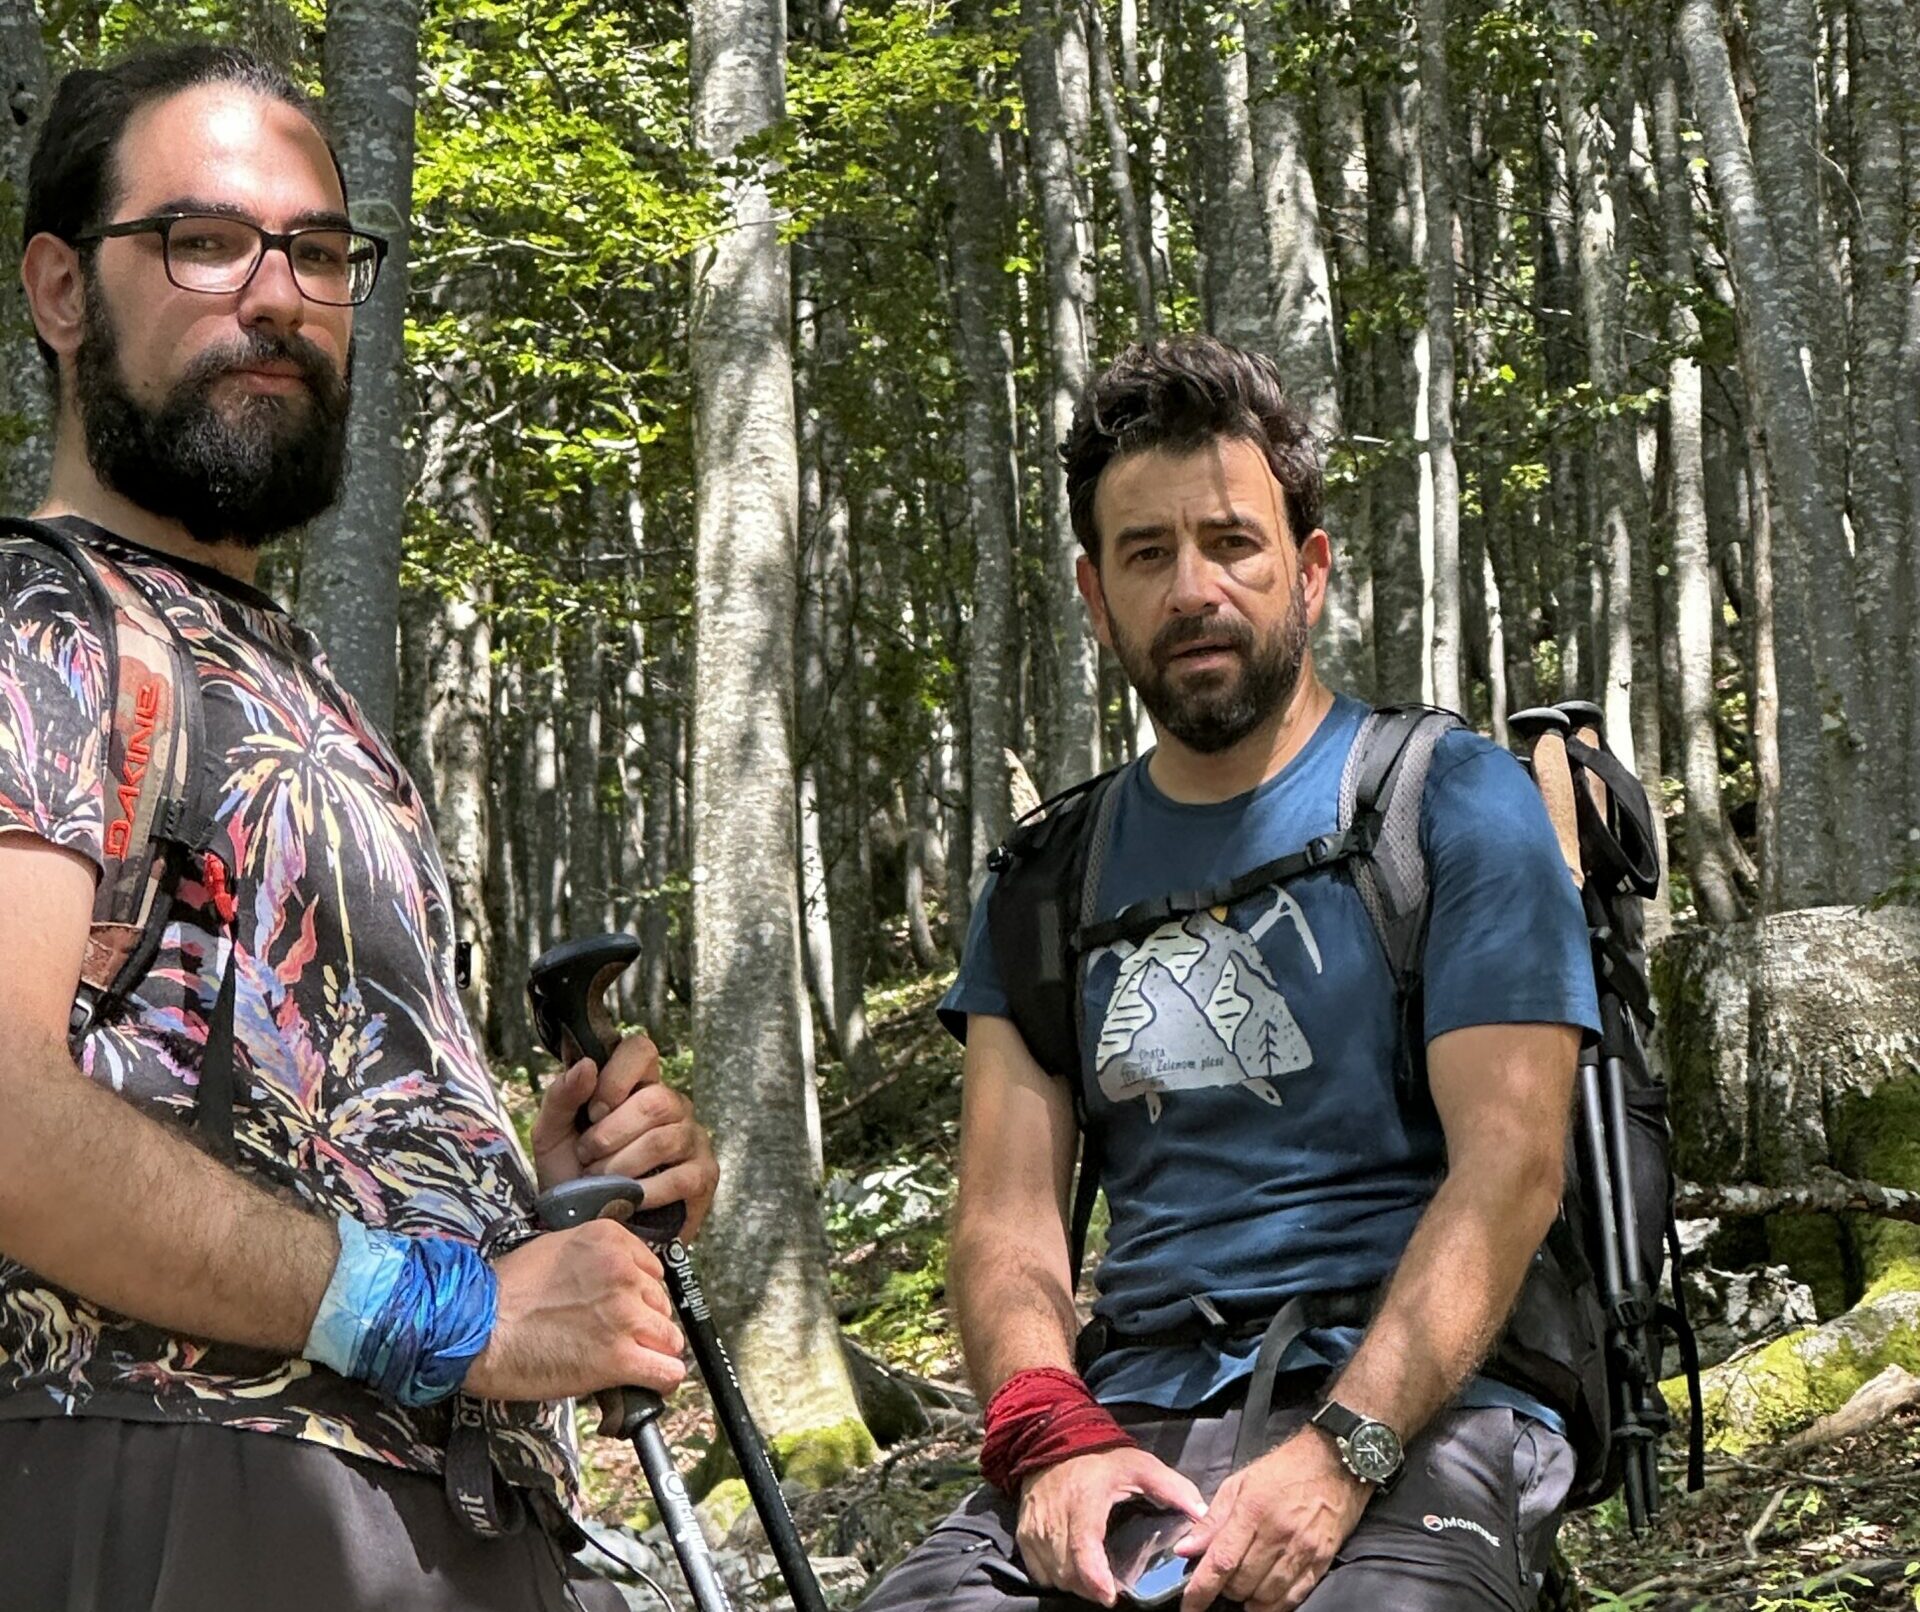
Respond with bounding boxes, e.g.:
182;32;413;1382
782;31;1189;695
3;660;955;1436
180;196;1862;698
0;1030;337;1353
1330;1154;1560;1439
949;1204;1081;1399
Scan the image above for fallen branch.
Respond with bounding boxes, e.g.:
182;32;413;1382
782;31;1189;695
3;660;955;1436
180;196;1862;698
1675;1168;1920;1226
1741;1483;1789;1559
1783;1363;1920;1452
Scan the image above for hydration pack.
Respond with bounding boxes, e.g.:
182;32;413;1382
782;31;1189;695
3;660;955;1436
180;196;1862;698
984;700;1704;1522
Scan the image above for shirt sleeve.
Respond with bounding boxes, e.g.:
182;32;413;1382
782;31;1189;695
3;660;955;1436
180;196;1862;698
935;868;1013;1043
1419;730;1601;1042
0;547;110;872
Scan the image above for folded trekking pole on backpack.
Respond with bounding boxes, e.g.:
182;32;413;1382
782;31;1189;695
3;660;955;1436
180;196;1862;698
1509;704;1704;1532
528;935;830;1612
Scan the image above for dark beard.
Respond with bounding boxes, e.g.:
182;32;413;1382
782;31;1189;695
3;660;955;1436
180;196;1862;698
74;281;350;549
1111;577;1311;754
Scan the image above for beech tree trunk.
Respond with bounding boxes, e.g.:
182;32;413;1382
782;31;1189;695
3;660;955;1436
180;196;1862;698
0;0;50;511
1653;46;1744;924
1417;0;1461;711
1022;0;1101;788
945;5;1021;878
1086;0;1155;334
1194;7;1269;353
303;0;423;729
1678;0;1853;904
687;0;870;1455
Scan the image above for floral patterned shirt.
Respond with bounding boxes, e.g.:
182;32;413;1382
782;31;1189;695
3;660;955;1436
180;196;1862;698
0;517;576;1509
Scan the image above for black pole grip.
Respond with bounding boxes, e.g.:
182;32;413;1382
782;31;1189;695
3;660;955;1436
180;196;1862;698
528;933;641;1131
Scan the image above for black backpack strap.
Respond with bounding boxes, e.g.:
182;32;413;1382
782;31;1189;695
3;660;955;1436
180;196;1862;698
1065;768;1128;1285
0;518;234;1155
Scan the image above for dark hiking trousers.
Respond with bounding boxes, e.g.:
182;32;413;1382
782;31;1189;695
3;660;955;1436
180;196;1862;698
858;1390;1575;1612
0;1418;626;1612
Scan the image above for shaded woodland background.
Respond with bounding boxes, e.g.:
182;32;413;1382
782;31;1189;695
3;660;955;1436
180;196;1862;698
5;1;1920;1602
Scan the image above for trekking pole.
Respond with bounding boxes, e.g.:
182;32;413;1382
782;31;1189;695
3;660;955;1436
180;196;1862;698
533;1178;737;1612
1510;708;1652;1530
529;936;831;1612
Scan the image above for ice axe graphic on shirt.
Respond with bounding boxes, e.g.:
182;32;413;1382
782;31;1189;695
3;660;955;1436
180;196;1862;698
1090;887;1320;1120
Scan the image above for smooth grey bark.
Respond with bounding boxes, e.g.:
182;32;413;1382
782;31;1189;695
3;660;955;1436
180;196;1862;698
1653;49;1744;924
1416;0;1461;712
1085;0;1155;333
1022;0;1100;788
562;615;607;936
1240;2;1365;693
687;0;869;1451
1844;0;1916;856
627;489;676;1036
530;644;566;961
1901;0;1920;839
1021;0;1098;786
1678;0;1854;904
302;0;422;730
484;661;533;1066
1362;70;1425;705
1194;8;1269;352
0;0;50;510
943;35;1020;878
903;772;944;969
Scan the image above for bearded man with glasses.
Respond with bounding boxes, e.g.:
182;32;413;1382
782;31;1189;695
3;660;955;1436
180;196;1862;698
0;43;716;1612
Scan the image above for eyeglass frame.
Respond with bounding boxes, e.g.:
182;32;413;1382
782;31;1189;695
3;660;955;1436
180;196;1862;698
67;212;391;308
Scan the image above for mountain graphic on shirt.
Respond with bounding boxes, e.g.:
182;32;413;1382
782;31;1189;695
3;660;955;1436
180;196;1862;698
1094;903;1313;1121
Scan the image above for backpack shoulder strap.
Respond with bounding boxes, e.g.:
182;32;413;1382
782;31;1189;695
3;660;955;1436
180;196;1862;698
1336;703;1461;992
0;518;221;1084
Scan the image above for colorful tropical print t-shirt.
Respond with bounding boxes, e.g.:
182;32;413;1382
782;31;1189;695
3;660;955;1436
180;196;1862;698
0;517;576;1509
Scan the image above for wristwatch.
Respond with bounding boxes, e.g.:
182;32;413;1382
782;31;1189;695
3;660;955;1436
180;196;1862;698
1309;1400;1405;1490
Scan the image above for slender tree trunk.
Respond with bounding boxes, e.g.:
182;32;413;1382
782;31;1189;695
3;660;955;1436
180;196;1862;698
531;645;566;961
687;0;870;1456
1086;0;1155;333
1194;7;1269;351
1653;46;1743;923
1363;70;1425;704
945;7;1020;878
1678;0;1853;904
1241;2;1364;692
1417;0;1461;711
0;0;51;511
1845;0;1916;868
1022;0;1101;788
303;0;422;728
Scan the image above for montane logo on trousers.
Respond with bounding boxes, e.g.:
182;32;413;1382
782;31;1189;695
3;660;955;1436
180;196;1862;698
1423;1514;1502;1549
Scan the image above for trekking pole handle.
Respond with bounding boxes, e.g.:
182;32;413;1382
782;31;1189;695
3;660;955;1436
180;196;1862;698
531;1178;687;1441
1510;707;1584;888
527;933;642;1133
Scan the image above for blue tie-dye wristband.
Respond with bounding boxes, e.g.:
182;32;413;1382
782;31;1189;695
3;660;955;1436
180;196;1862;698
303;1213;499;1408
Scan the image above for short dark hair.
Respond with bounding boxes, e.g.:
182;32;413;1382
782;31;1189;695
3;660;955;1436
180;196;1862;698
24;43;340;369
1062;334;1324;559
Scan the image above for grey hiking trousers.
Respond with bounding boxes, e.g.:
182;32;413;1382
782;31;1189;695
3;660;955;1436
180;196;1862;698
0;1417;625;1612
858;1389;1575;1612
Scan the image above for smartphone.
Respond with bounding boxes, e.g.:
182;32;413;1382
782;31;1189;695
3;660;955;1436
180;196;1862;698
1106;1503;1198;1610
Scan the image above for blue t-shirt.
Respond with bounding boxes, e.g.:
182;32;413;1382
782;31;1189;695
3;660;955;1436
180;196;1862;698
940;696;1600;1425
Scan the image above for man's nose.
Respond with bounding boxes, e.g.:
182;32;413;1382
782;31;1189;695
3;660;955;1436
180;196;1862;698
235;242;307;332
1166;539;1224;614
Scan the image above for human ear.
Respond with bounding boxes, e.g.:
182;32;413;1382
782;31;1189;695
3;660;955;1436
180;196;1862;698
1076;551;1114;651
21;235;87;370
1299;528;1333;628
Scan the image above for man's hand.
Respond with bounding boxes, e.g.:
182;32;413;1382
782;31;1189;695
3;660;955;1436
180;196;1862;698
1017;1446;1206;1607
465;1220;686;1402
529;1033;719;1238
1176;1428;1370;1612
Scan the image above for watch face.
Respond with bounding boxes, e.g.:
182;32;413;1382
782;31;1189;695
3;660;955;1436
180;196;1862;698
1345;1421;1403;1484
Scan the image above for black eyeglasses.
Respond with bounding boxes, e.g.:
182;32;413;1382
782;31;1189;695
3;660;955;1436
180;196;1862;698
70;213;389;307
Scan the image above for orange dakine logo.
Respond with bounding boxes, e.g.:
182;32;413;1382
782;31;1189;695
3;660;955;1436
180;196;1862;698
103;679;161;860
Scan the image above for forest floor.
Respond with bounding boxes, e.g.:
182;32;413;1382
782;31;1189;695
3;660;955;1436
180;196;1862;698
531;971;1920;1611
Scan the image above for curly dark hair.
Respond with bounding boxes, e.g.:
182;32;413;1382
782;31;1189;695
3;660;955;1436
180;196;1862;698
1062;334;1323;559
24;43;340;371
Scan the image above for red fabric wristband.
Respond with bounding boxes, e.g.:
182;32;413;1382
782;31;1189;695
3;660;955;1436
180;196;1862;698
979;1366;1137;1493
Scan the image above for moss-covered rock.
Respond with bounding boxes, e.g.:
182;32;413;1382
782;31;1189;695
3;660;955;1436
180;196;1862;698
1657;906;1920;1306
1665;1286;1920;1453
771;1417;879;1489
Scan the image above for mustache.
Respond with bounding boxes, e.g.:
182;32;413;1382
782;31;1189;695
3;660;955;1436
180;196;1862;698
181;329;345;405
1151;613;1254;666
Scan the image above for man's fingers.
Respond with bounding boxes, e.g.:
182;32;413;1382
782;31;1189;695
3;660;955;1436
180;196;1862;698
586;1033;662;1125
1069;1514;1118;1607
578;1084;687;1163
1133;1459;1208;1523
530;1059;595;1155
1180;1505;1254;1612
